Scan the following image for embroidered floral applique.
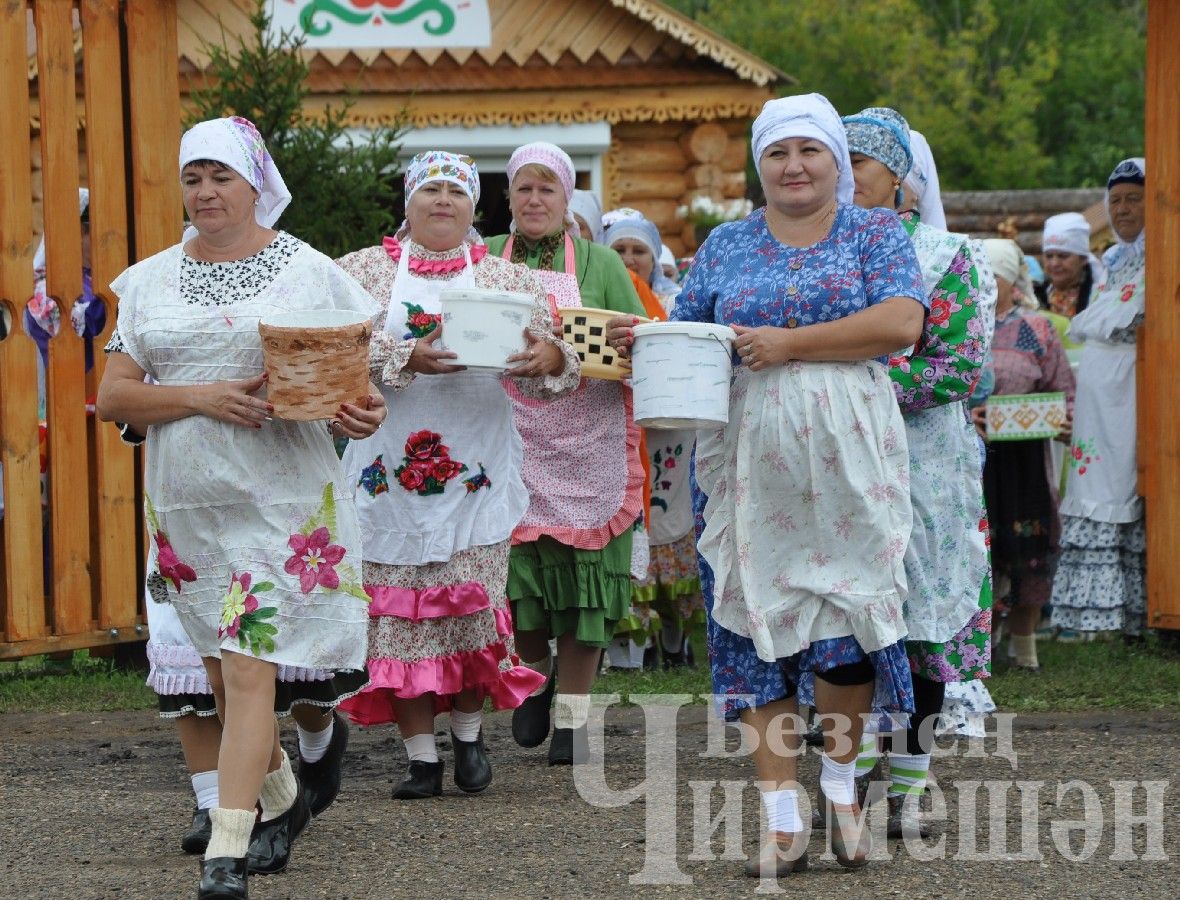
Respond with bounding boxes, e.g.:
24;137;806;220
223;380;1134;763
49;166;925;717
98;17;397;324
402;301;442;339
144;493;196;594
649;443;684;512
463;463;492;493
1069;438;1100;475
358;454;390;497
219;572;278;654
393;429;468;496
284;484;370;602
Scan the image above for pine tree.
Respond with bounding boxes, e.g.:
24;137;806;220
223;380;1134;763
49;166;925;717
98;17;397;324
187;0;406;257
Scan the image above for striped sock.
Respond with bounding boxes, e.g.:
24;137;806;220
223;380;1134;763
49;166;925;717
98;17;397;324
854;734;877;777
888;752;931;798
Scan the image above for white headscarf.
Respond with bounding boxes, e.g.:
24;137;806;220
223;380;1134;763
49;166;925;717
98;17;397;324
751;93;854;204
569;189;604;243
982;238;1023;285
902;130;946;230
1042;212;1090;257
33;187;89;274
659;244;676;270
179;117;291;240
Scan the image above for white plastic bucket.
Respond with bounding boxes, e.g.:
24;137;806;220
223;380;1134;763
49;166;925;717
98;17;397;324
631;322;736;429
438;289;535;371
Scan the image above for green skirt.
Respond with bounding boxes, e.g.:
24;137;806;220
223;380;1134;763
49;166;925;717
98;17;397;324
508;530;633;648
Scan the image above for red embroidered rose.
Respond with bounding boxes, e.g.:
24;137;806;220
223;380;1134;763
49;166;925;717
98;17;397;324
1120;283;1135;303
410;311;439;330
928;297;953;327
1072;446;1083;460
433;459;464;481
398;466;426;491
406;430;443;460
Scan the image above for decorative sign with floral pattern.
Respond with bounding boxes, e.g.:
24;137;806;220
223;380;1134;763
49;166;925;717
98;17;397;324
268;0;491;49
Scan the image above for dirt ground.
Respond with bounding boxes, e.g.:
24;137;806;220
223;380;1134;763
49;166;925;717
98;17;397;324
2;705;1177;899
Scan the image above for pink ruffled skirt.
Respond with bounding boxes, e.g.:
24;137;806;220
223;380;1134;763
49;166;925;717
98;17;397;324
339;539;544;727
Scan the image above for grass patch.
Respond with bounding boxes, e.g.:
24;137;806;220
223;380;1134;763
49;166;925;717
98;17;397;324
988;634;1180;712
2;636;1177;716
0;651;156;714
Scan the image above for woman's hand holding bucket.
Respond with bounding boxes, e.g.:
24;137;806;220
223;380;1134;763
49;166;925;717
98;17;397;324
732;324;793;372
505;328;565;378
407;324;465;375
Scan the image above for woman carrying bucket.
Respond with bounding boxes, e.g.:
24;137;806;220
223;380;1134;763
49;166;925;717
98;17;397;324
96;116;385;899
610;94;926;877
334;151;580;798
605;212;705;668
485;142;647;764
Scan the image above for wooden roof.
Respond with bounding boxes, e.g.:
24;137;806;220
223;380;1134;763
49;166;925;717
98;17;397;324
175;0;788;87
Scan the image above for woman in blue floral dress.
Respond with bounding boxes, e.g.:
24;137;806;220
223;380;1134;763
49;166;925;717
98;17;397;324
612;93;926;878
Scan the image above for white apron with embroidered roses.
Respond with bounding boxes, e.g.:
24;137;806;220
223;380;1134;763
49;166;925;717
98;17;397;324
501;234;640;550
698;361;912;663
111;241;374;670
344;242;528;565
1059;255;1145;523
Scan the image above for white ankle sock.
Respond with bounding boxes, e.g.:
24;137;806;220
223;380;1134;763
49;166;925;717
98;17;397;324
205;807;256;860
553;693;590;730
450;708;483;742
191;770;219;810
258;752;297;822
760;788;803;834
523;653;553;697
888;752;932;798
819;754;857;807
297;715;334;764
403;732;438;763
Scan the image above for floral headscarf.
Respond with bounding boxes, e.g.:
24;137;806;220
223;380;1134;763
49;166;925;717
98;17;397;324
404;150;480;205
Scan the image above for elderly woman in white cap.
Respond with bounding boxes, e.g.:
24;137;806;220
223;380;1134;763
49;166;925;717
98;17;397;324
96;116;386;899
332;151;578;799
1051;158;1147;637
613;93;927;877
843;106;993;838
1041;212;1102;322
975;238;1075;672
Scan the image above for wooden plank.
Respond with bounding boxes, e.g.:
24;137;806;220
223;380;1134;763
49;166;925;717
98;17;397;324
35;0;93;636
596;11;648;65
536;2;595;66
570;5;627;64
504;0;573;66
484;0;543;66
0;624;147;661
1143;0;1180;631
125;0;184;260
81;0;138;631
0;1;47;642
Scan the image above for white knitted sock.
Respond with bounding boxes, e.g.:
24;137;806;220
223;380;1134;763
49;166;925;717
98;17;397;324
258;752;297;822
819;753;857;807
297;716;334;764
191;770;219;810
205;807;256;860
450;708;482;743
553;693;590;730
403;732;438;763
760;788;803;834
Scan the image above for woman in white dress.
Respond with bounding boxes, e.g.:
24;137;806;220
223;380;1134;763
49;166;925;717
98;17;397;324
97;117;385;899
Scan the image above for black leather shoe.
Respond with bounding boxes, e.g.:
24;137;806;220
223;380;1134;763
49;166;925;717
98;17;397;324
298;712;349;817
512;660;556;748
391;759;444;799
197;856;248;898
181;807;212;855
547;725;588;766
451;730;493;794
245;788;310;876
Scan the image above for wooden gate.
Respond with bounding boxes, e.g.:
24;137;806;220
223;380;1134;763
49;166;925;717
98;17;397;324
0;0;181;658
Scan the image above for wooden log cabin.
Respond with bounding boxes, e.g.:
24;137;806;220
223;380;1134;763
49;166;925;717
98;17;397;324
170;0;788;257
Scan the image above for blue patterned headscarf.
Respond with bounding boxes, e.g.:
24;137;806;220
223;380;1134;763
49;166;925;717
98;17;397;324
604;212;680;297
843;107;912;208
1103;156;1145;271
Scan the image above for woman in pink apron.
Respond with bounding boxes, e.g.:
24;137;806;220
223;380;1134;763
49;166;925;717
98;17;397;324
485;143;647;765
336;152;580;798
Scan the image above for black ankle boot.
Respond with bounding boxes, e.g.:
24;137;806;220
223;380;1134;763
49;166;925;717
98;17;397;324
197;856;248;899
512;660;557;748
298;712;350;817
245;788;310;876
392;759;444;799
452;730;493;793
547;725;589;766
181;807;212;854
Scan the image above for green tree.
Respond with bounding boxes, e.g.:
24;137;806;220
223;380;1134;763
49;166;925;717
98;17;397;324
187;0;407;257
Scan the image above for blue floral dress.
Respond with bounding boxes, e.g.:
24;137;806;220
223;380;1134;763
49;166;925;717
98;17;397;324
677;205;925;721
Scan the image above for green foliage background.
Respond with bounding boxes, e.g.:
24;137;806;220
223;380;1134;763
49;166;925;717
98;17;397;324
186;2;407;258
666;0;1145;190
